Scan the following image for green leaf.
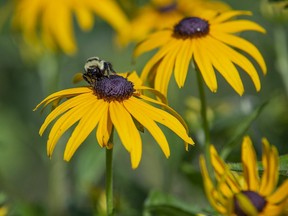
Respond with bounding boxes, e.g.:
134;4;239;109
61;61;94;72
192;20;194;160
228;154;288;177
143;190;209;216
220;101;268;159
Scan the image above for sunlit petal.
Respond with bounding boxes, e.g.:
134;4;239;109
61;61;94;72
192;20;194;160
96;105;111;148
133;30;172;58
212;20;266;34
174;39;193;88
64;100;106;160
193;39;217;92
124;99;170;158
241;136;259;191
205;36;244;95
46;99;95;157
211;31;267;74
155;46;178;96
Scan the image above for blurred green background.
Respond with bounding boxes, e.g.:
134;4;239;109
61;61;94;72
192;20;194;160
0;0;288;215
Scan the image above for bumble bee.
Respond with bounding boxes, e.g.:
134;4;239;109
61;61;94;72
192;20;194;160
83;56;116;85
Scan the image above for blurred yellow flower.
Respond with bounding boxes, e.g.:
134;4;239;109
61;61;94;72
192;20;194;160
0;206;8;216
117;0;230;45
200;136;288;216
34;71;194;169
11;0;130;55
134;11;267;96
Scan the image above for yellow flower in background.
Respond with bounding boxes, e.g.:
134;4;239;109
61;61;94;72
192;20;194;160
117;0;230;45
11;0;130;55
34;69;194;169
200;136;288;216
134;11;267;96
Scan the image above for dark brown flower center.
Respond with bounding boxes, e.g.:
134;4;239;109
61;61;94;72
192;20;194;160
94;75;134;102
173;17;209;39
233;191;267;216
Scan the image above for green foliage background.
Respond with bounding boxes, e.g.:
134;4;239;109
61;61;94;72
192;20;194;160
0;0;287;215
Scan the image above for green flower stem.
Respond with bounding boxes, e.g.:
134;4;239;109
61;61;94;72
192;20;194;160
106;128;115;216
195;66;212;171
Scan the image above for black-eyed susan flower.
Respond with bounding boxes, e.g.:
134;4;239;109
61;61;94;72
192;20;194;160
11;0;130;55
200;136;288;216
34;67;194;169
134;11;267;96
117;0;230;45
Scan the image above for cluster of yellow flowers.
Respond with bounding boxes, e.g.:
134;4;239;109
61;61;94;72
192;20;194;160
2;0;285;215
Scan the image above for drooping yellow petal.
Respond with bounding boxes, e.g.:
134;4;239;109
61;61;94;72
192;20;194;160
87;0;130;36
73;2;94;31
210;145;241;193
48;2;76;54
212;20;266;34
140;39;181;82
199;155;227;214
241;136;259;191
211;31;267;75
154;46;178;96
174;39;193;88
133;30;172;58
46;99;95;157
209;11;252;24
193;38;217;92
64;100;106;161
266;180;288;204
96;107;112;148
127;97;193;144
39;93;93;135
260;138;279;196
263;202;288;216
109;101;132;152
124;99;170;158
109;101;142;169
205;36;244;95
34;87;91;111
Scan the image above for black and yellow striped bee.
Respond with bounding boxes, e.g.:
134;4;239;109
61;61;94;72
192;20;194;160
83;57;116;86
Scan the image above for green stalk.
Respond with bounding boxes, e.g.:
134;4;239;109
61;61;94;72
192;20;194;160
106;128;114;216
195;65;212;171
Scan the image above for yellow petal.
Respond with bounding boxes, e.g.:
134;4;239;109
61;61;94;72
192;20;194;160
127;97;193;144
96;107;112;148
210;145;241;193
210;31;267;75
73;3;94;31
133;30;172;58
260;138;279;196
140;39;180;83
241;136;260;191
64;100;106;160
124;99;170;158
193;39;217;92
154;46;178;96
209;11;252;24
109;101;142;169
39;93;93;135
34;87;91;111
46;99;95;157
87;0;130;36
262;202;288;216
199;155;227;214
266;180;288;204
46;2;76;54
174;39;193;88
205;36;244;95
212;20;266;34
